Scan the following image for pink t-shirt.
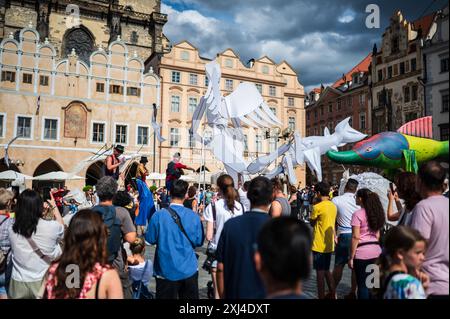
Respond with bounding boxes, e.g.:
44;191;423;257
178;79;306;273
351;208;382;260
410;195;449;296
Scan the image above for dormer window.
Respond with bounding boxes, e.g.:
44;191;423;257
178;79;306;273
262;65;269;74
391;36;399;54
225;59;233;68
130;31;138;45
181;51;190;61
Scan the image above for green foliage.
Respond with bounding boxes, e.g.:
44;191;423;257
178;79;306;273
83;185;93;192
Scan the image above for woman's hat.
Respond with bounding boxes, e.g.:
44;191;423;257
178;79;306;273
114;145;125;154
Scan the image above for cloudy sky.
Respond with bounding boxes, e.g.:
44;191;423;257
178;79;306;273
161;0;447;92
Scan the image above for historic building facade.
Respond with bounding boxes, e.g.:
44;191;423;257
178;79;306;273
147;41;306;186
0;25;159;189
0;0;168;62
423;6;449;141
305;54;372;185
370;11;437;134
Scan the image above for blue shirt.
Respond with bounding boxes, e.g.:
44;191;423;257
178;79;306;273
145;204;204;281
216;211;270;299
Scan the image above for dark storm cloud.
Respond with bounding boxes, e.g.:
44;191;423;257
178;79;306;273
162;0;447;92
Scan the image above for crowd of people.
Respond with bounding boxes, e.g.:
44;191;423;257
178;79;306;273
0;157;448;300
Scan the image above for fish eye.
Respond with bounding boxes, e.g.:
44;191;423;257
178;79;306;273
366;147;373;152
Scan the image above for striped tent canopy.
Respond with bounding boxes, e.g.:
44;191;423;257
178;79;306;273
397;116;433;139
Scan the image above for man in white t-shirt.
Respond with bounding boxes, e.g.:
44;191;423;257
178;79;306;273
331;178;359;299
238;181;251;212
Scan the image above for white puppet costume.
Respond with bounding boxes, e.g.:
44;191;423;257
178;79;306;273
190;61;367;184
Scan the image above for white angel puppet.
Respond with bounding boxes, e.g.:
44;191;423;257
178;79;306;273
189;61;281;183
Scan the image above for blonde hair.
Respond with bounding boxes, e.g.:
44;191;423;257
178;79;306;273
130;237;146;255
0;188;14;210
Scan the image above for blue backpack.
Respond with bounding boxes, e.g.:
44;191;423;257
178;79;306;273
92;205;122;264
131;261;154;299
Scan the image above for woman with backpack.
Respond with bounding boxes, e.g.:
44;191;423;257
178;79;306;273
39;209;123;299
204;174;244;299
8;189;64;299
348;188;385;299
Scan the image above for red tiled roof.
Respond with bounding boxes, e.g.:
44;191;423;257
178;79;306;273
412;12;436;37
332;53;372;88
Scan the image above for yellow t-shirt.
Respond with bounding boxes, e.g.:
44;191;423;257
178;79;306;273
311;200;337;253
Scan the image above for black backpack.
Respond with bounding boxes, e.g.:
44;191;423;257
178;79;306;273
166;161;181;179
92;205;123;264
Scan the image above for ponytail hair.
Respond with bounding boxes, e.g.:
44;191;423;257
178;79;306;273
217;174;238;213
356;188;385;232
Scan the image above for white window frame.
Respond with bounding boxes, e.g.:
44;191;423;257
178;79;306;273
91;121;107;144
188;96;198;113
288;97;295;107
170;128;180;147
171;71;181;83
188;130;196;148
255;83;263;94
0;112;6;138
288;117;296;131
269;85;276;97
225;79;233;91
114;123;129;146
360;113;366;130
171;95;181;113
136;125;150;146
262;65;269;74
41;117;60;142
189;73;198;86
255;134;263;153
14;114;34;140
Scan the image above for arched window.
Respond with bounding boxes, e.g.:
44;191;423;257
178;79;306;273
62;26;95;65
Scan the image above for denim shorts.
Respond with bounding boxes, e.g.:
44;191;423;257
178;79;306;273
334;233;352;266
313;252;332;271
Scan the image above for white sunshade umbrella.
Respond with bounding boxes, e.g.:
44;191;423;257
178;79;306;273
180;174;198;183
147;172;166;180
0;170;33;181
32;171;84;181
181;173;212;184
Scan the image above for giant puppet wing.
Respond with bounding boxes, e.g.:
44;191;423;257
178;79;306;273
189;61;367;183
190;61;281;175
